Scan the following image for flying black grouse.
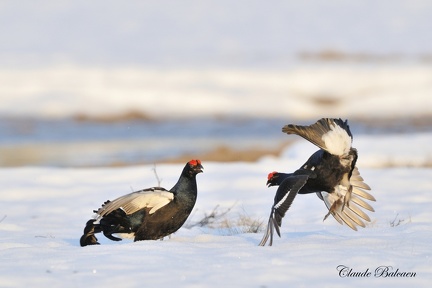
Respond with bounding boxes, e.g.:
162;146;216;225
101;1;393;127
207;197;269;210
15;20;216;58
80;160;203;247
259;118;375;246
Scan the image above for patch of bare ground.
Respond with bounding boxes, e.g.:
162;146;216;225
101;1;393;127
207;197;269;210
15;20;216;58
0;141;293;167
419;54;432;63
311;95;341;107
73;110;154;123
160;141;293;164
298;49;404;62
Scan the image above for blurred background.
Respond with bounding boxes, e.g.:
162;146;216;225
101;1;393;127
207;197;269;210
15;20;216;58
1;0;432;167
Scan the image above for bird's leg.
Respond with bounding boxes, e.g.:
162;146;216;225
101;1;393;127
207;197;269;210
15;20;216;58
339;175;351;211
323;197;344;221
342;186;352;211
323;209;333;221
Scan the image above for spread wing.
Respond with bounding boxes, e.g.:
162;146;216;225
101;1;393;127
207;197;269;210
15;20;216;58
95;187;174;219
282;118;352;156
320;167;375;230
259;174;310;246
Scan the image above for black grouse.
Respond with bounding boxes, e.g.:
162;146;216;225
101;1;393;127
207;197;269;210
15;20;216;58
80;159;203;247
259;118;375;246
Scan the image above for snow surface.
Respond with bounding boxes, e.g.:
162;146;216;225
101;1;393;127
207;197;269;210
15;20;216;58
1;65;432;120
1;1;431;286
2;0;432;67
1;0;432;120
1;137;431;287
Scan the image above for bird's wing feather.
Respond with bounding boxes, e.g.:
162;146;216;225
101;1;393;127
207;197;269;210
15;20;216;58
259;174;309;246
350;195;375;212
282;118;352;156
273;175;309;227
96;187;174;218
351;167;375;201
346;201;371;222
320;191;358;230
318;166;375;230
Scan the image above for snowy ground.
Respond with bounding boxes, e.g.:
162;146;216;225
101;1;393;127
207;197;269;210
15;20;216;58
1;134;431;287
1;1;432;286
2;65;432;120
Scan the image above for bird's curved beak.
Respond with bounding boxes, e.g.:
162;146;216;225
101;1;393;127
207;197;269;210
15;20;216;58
266;171;278;187
195;164;204;173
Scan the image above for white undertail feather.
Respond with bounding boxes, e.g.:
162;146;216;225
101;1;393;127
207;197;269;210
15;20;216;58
114;233;136;240
321;123;352;156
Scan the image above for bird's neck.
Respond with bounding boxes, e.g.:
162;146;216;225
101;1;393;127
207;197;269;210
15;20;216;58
171;172;198;195
170;173;198;211
275;173;293;185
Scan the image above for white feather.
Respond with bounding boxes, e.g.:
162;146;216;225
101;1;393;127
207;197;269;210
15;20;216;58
114;233;136;239
274;191;290;209
321;123;352;156
96;188;174;218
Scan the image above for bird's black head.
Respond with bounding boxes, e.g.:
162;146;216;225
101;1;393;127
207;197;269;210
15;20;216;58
266;171;280;187
185;159;204;177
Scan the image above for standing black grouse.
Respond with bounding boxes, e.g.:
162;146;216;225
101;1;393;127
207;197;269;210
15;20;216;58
259;118;375;246
80;160;203;247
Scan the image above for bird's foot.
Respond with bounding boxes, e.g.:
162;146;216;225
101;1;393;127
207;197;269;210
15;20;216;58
323;196;344;222
341;188;352;211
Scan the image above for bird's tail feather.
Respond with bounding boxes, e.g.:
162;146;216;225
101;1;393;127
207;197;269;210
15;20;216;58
80;219;101;247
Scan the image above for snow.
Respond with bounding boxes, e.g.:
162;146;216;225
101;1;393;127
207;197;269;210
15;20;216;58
2;0;432;67
1;1;432;286
1;65;432;120
1;137;431;287
1;1;432;120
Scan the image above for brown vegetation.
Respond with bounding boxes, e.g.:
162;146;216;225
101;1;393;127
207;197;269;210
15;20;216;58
73;110;154;123
298;49;403;62
186;205;264;234
160;142;292;164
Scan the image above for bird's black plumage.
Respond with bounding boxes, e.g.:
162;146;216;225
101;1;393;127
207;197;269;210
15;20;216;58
80;160;203;247
258;175;309;246
259;118;375;246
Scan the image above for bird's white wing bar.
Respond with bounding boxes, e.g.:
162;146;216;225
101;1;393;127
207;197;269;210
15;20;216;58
282;118;352;156
96;187;174;219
